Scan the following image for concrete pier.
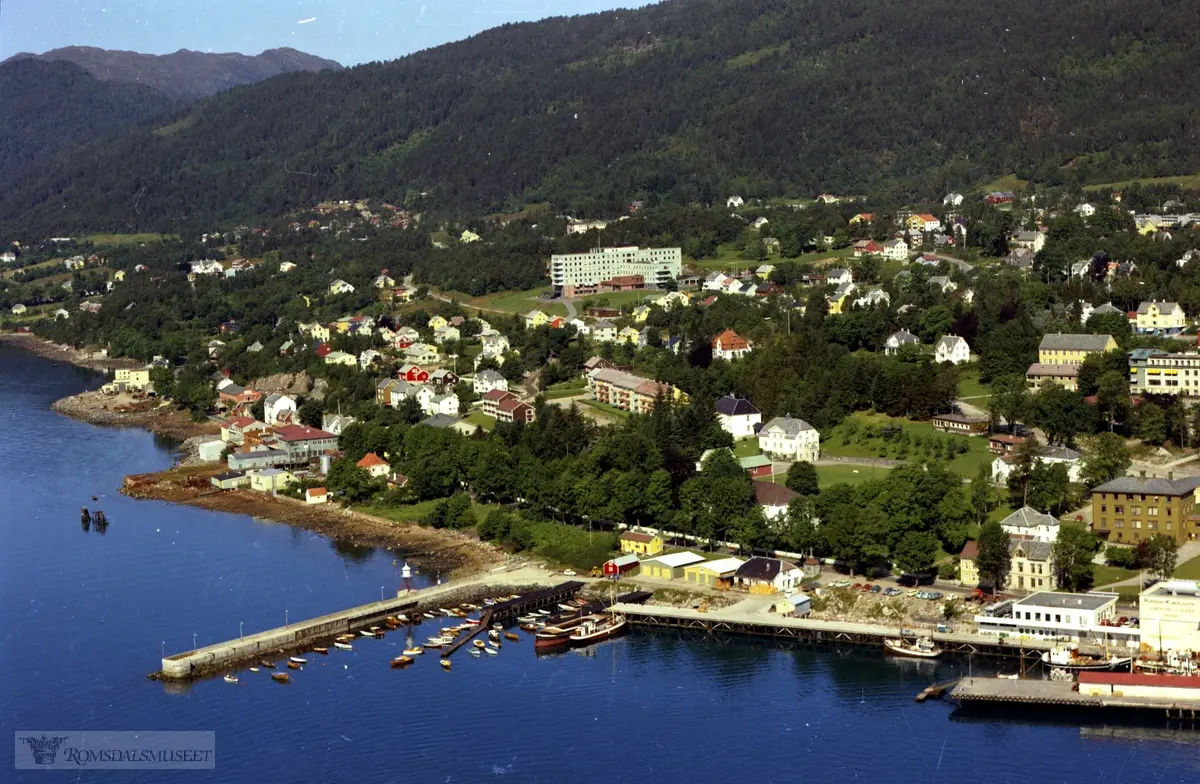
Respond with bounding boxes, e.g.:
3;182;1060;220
158;566;560;680
952;677;1200;716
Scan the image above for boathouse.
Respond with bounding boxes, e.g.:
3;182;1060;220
683;557;744;588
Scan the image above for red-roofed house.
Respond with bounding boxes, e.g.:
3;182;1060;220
273;425;339;462
398;364;430;383
220;416;269;445
482;389;519;419
497;397;535;424
852;239;883;257
305;487;329;504
712;329;752;360
315;343;333;358
356;452;390;478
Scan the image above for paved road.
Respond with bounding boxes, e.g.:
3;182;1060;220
554;298;578;319
1093;540;1200;590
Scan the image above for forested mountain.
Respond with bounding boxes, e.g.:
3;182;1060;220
0;59;177;182
3;46;341;99
4;0;1200;236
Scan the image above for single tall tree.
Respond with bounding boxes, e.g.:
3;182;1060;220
1081;432;1132;488
975;521;1011;593
1145;533;1179;581
1052;523;1098;591
785;461;820;496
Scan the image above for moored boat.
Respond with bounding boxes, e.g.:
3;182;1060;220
423;612;436;619
287;661;301;670
440;659;452;670
289;656;307;664
260;660;276;669
403;647;424;656
272;673;290;683
485;647;497;655
569;613;627;646
224;674;239;684
360;630;376;638
474;640;486;649
311;647;328;655
391;656;414;667
1042;644;1132;671
505;632;520;642
249;667;260;673
535;614;598;649
334;642;353;651
884;637;941;659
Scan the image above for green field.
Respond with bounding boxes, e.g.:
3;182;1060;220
823;412;993;477
575;290;663;311
2;258;62;280
1174;554;1200;580
88;233;169;246
544;377;587;399
579;399;629;420
1086;173;1200;193
688;244;852;271
957;366;991;400
358;498;499;524
465;410;497;431
733;438;761;458
1093;564;1140;587
977;173;1029;193
816;464;892;488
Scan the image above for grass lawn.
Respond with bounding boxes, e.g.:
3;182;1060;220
1093;564;1140;587
823;412;993;477
431;285;567;319
1174;554;1200;580
88;233;170;246
465;410;496;431
1111;585;1143;603
579;399;629;420
957;366;991;399
1086;173;1200;192
2;258;63;280
733;437;761;458
544;377;587;400
358;498;499;525
688;245;851;271
576;290;663;311
977;173;1029;193
816;464;892;488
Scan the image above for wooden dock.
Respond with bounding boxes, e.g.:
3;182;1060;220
915;679;961;703
951;677;1200;717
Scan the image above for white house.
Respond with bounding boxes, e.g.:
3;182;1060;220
703;272;735;292
758;416;819;462
714;395;762;439
263;393;297;425
373;273;395;289
998;505;1062;543
358;349;382;369
943;192;964;207
884;329;920;355
321;413;357;435
727;196;745;208
1074;203;1096;218
480;334;510;356
753;481;799;521
825;268;853;287
974;592;1127;647
853;287;890;308
712;329;752;361
427;393;460;417
11;304;27;315
356;452;391;478
991;445;1082;486
590;321;619;345
472;369;508;396
324;350;357;366
934;335;970;365
882;239;910;262
928;275;958;293
405;343;440;365
433;326;461;344
279;261;297;273
329;279;355;294
734;556;804;594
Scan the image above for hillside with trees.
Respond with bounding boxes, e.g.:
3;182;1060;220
3;0;1200;235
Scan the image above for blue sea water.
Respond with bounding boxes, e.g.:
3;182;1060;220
3;344;1200;783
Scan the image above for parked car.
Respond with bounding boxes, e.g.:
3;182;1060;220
870;584;882;593
936;624;953;633
883;587;902;596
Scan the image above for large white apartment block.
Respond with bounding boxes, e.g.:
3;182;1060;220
550;246;682;297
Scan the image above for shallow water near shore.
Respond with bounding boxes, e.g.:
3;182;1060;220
3;345;1200;783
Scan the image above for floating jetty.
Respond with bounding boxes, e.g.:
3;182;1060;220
951;677;1200;718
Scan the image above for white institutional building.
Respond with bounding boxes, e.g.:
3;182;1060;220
550;246;682;297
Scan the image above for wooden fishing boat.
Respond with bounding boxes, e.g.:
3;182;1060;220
474;640;487;649
535;615;597;649
883;637;942;659
569;614;628;646
518;614;539;623
391;656;414;668
1042;644;1131;671
335;634;356;643
287;661;301;670
440;659;452;670
334;642;353;651
224;674;239;684
505;632;520;642
402;647;424;656
311;647;328;655
289;656;307;664
260;660;276;669
272;673;290;683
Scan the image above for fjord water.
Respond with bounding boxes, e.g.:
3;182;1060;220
2;346;1199;783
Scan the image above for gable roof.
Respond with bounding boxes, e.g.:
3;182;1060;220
715;395;760;417
1009;539;1052;562
999;506;1060;530
356;452;388;468
619;531;657;543
1137;301;1181;315
1038;333;1114;352
692;556;745;575
753;480;799;507
713;329;750;351
888;329;919;345
935;335;967;351
644;551;706;569
761;416;815;437
1092;475;1200;496
735;556;799;582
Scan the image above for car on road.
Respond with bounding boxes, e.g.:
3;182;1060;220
829;579;852;589
883;587;902;596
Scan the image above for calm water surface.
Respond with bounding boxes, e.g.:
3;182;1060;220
3;345;1200;783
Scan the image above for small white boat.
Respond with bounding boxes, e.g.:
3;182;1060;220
492;623;503;631
884;637;942;659
471;648;481;657
397;614;409;623
536;609;551;616
224;675;239;684
462;603;479;611
334;642;353;651
463;618;480;626
488;630;500;640
488;641;500;649
289;656;307;664
559;603;577;611
360;630;376;638
249;667;260;673
422;612;436;619
518;615;538;623
484;599;496;606
440;608;456;616
440;659;452;670
485;647;498;655
403;647;424;656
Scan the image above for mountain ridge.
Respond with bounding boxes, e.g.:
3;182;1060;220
3;45;342;99
3;0;1200;236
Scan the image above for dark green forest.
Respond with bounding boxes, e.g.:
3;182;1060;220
3;0;1200;236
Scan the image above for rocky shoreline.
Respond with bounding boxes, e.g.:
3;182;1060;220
0;332;139;371
123;468;504;575
51;390;221;441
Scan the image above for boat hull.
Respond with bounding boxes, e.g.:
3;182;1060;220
1041;654;1133;671
883;639;942;659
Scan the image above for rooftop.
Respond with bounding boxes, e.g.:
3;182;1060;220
273;424;336;441
644;551;706;569
691;556;745;575
1015;592;1116;611
1038;333;1115;352
1092;475;1200;496
715;395;760;417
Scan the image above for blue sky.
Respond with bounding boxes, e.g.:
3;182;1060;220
1;0;653;65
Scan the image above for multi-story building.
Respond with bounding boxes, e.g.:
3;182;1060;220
272;425;339;464
1134;301;1187;335
714;395;761;439
1026;363;1080;391
758;416;819;462
1139;580;1200;653
1037;333;1117;365
586;368;683;414
974;592;1129;647
550;246;682;298
1091;473;1200;544
1127;348;1200;395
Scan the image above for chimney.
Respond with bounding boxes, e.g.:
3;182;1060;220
1169;470;1175;481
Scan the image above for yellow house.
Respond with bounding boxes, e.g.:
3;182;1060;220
682;556;745;588
1135;301;1187;335
958;540;980;587
249;469;295;493
113;270;126;281
640;551;706;580
848;213;874;225
657;291;691;311
618;531;663;557
114;368;151;391
1137;218;1159;236
524;310;550;329
827;284;854;315
299;322;331;342
428;315;449;331
1037;333;1117;365
460;229;481;244
631;305;651;323
617;326;642;345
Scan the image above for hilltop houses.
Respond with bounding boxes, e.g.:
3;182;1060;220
714;396;762;439
934;335;970;365
758;416;819;462
712;329;752;360
884;329;920;355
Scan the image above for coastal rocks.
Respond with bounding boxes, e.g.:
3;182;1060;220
51;390;220;441
249;371;314;397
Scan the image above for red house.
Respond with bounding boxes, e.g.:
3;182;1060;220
315;343;333;358
497;397;535;424
398;364;430;383
852;240;882;257
482;389;519;419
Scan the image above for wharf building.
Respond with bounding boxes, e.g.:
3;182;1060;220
550;246;682;298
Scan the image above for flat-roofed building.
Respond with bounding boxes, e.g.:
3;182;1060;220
550;246;681;298
975;591;1134;647
640;551;706;580
1139;580;1200;653
1128;348;1200;395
